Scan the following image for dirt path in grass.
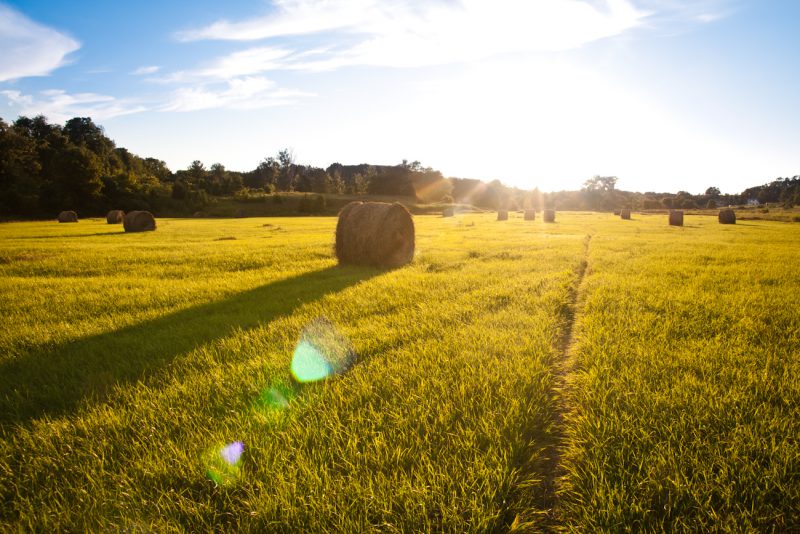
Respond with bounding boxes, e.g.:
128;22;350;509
508;233;592;532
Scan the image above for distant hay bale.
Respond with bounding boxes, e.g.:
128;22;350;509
335;201;414;268
106;210;124;224
57;211;78;223
443;207;455;217
524;209;536;221
497;210;508;221
613;210;621;216
193;211;206;218
543;209;556;223
669;210;684;226
718;209;736;224
123;210;156;232
620;209;631;220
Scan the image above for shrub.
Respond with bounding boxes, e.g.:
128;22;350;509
312;194;326;213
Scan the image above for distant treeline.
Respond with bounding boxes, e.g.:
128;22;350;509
1;115;798;218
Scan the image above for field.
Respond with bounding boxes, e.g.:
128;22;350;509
1;212;798;531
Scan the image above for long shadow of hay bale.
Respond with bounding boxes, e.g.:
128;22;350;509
0;266;378;429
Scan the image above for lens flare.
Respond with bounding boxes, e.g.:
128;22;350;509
290;317;355;383
205;441;244;486
255;380;297;412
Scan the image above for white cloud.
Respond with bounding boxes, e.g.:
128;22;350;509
175;0;378;42
131;65;161;75
162;47;293;82
161;76;313;112
0;3;80;82
176;0;648;71
2;89;146;122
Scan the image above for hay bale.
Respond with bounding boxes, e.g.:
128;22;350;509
335;202;414;268
718;209;736;224
620;209;631;220
497;210;508;221
123;210;156;232
106;210;124;224
613;209;621;216
669;210;684;226
524;209;536;221
543;209;556;223
57;211;78;223
442;207;455;218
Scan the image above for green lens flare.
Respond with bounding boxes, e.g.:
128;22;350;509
289;317;355;383
291;340;333;382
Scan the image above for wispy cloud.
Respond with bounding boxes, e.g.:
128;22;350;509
634;0;735;26
160;47;293;82
131;65;161;75
1;89;146;122
176;0;648;70
161;76;313;112
0;3;80;82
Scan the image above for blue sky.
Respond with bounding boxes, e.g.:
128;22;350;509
1;0;797;193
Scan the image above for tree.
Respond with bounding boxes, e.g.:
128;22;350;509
0;118;42;214
705;186;721;198
582;175;618;210
246;157;279;190
185;160;207;189
277;148;296;191
582;175;617;192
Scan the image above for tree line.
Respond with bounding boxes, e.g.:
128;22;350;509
1;115;797;218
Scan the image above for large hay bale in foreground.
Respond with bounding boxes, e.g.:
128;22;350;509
718;209;736;224
442;207;455;218
106;210;124;224
669;210;684;226
620;209;631;220
497;210;508;221
543;209;556;223
123;210;156;232
57;211;78;223
335;202;414;268
524;209;536;221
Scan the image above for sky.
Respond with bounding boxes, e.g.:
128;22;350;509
0;0;797;194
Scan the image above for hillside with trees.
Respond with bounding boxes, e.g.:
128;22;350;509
1;115;797;219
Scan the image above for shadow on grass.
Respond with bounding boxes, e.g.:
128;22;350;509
0;265;378;429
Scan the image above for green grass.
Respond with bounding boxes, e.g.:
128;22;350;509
0;213;583;531
556;215;800;530
1;212;798;531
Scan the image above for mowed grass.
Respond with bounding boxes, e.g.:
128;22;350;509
0;214;585;531
557;215;800;530
1;213;798;531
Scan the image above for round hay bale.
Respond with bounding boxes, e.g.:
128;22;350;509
620;209;631;220
57;211;78;223
123;210;157;232
442;207;455;218
497;210;508;221
543;209;556;223
718;208;736;224
106;210;125;224
335;202;414;268
669;210;684;226
613;209;621;216
524;209;536;221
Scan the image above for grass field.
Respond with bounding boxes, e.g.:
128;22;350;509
1;212;798;531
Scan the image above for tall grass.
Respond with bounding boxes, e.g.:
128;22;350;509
0;214;584;531
557;215;800;530
3;213;798;530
